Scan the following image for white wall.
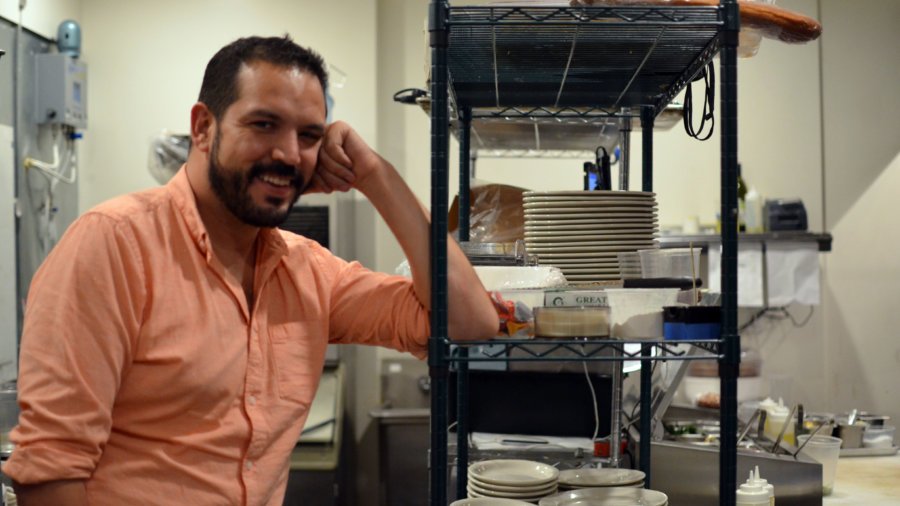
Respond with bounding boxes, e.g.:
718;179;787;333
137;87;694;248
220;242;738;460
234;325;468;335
0;0;80;40
821;0;900;425
79;0;377;212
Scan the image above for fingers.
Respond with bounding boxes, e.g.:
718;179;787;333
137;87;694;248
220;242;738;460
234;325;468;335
308;171;333;194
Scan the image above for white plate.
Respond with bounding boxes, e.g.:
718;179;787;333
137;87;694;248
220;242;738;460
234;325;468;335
526;217;658;223
524;201;657;209
451;498;535;506
525;228;656;237
557;469;646;488
535;254;625;261
468;478;557;498
525;234;656;243
525;207;656;217
467;488;553;503
527;244;656;253
524;195;655;203
526;226;657;233
468;476;561;494
468;460;559;487
468;481;558;498
558;481;645;491
544;260;621;267
538;487;668;506
524;190;655;198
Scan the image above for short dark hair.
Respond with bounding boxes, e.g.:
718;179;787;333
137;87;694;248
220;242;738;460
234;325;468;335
198;35;328;119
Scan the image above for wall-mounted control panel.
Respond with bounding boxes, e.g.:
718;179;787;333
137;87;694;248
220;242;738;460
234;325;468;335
34;53;87;129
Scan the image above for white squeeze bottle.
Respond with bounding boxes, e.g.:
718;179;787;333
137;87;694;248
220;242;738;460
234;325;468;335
751;466;775;506
745;187;764;233
764;398;795;445
736;470;769;506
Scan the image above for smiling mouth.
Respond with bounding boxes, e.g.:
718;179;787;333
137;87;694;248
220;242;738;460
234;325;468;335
258;174;294;187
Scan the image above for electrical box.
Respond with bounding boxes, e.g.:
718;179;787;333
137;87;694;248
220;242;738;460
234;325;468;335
34;53;87;129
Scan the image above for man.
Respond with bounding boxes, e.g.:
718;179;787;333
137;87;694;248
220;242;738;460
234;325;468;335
6;36;497;505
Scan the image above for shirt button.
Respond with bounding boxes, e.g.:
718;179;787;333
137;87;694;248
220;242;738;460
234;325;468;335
248;395;257;406
245;460;253;471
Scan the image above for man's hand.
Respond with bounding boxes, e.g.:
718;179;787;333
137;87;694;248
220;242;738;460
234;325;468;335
307;121;384;194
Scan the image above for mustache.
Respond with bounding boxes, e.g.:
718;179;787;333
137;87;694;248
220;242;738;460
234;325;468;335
249;161;299;181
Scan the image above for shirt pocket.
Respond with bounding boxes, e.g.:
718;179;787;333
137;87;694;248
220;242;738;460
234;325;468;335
268;320;328;405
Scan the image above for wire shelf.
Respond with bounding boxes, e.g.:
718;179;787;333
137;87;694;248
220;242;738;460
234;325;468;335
444;338;722;362
447;4;722;113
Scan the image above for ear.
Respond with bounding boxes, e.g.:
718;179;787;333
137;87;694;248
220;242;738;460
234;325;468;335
190;102;216;154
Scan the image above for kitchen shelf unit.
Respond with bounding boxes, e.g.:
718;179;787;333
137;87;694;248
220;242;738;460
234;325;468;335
426;1;742;505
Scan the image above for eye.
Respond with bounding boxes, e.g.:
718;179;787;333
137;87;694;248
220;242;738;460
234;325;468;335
299;131;323;144
252;120;275;130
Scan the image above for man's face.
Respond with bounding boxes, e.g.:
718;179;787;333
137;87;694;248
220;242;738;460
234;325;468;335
207;61;326;227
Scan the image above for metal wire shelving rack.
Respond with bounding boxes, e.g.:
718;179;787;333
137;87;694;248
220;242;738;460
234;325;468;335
426;1;742;505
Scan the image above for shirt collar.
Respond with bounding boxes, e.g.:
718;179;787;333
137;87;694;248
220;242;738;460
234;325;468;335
166;166;288;260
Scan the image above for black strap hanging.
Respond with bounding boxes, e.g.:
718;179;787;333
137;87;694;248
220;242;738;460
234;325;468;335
683;62;716;141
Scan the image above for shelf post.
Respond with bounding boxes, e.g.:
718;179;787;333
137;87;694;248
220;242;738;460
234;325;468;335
719;1;741;505
619;116;632;191
428;1;450;504
459;107;472;242
639;345;652;485
455;106;472;501
641;106;654;192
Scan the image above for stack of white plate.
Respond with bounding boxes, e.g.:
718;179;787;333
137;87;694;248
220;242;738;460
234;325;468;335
556;469;645;491
467;459;560;502
523;191;658;283
537;486;668;506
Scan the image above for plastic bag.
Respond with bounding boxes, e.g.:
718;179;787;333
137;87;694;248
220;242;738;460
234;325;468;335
449;179;528;243
148;130;191;185
490;291;535;339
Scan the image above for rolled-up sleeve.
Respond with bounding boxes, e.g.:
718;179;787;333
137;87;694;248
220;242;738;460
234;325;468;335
323;258;430;359
4;213;145;484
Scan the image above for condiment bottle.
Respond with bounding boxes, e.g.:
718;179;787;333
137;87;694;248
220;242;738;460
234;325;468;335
764;398;795;445
736;470;769;506
751;466;775;506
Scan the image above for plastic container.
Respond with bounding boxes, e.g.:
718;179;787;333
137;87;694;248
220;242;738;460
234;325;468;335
638;248;701;279
617;251;642;280
797;435;843;496
0;387;17;454
533;306;610;338
605;288;679;340
663;305;721;341
862;425;895;449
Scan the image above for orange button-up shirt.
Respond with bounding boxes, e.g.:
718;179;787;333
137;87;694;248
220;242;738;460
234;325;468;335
4;168;430;505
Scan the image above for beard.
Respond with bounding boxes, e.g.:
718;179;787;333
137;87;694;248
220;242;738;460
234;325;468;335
207;131;307;228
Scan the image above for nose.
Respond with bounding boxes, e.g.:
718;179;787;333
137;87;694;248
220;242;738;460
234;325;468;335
271;132;302;167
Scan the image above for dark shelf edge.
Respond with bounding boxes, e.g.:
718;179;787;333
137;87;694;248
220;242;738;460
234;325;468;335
658;232;833;252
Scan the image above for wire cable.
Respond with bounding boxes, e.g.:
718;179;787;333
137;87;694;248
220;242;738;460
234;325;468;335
581;358;600;442
683;62;716;141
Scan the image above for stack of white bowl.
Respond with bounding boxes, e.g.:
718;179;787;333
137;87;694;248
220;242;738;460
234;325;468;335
467;459;559;502
556;468;645;491
523;191;658;283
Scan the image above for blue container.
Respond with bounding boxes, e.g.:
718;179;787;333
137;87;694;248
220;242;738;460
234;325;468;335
663;306;721;341
57;20;81;58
